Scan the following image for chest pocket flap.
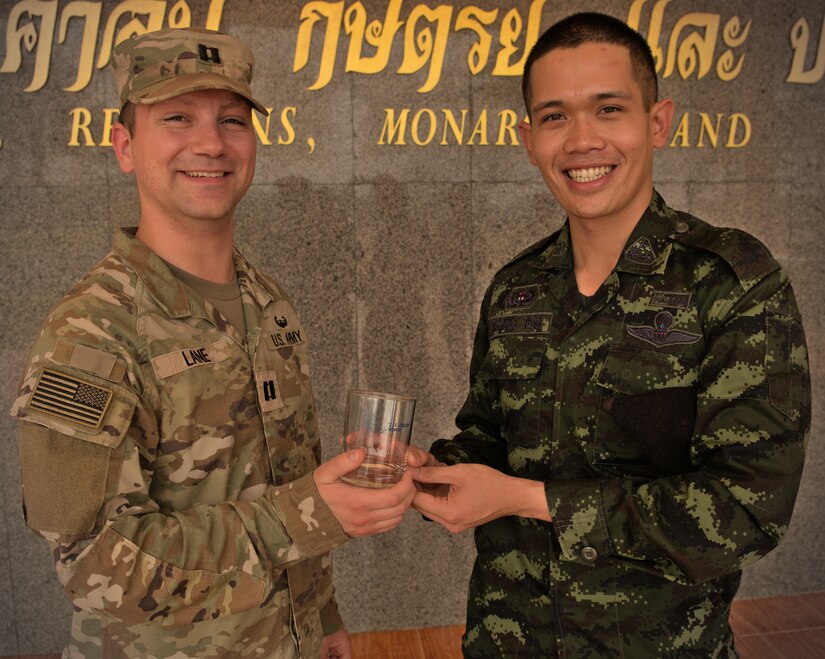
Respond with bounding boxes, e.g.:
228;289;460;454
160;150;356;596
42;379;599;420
478;335;546;446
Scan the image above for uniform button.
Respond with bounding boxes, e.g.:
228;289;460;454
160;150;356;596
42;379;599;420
675;221;689;233
581;546;598;561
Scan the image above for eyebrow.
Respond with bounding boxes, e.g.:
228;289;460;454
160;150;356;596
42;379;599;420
532;90;633;114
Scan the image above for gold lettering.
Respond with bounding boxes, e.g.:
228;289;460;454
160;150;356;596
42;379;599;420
440;109;468;145
725;113;751;148
665;13;721;80
378;108;409;145
294;1;345;91
68;107;95;146
1;0;59;92
398;4;453;93
468;109;488;145
379;107;526;147
344;0;403;75
59;2;102;92
630;1;748;81
492;0;545;76
100;107;118;147
787;16;825;84
277;107;297;145
496;109;520;146
239;107;300;146
667;111;751;148
717;16;749;81
697;112;723;148
294;1;542;92
3;1;224;94
455;6;497;75
204;0;224;30
252;109;273;145
411;108;437;145
669;112;691;148
167;0;191;28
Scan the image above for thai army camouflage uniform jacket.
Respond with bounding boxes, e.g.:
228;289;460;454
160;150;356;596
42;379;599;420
430;192;811;658
10;229;350;658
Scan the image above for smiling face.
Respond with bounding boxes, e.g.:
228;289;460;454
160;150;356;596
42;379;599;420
519;42;673;233
112;88;257;233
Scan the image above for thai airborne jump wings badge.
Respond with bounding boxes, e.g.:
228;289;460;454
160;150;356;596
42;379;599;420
627;311;702;348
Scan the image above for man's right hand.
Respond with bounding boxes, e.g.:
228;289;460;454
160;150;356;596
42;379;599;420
313;448;416;537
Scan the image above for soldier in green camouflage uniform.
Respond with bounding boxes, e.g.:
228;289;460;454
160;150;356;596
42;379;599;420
11;28;415;658
412;13;810;658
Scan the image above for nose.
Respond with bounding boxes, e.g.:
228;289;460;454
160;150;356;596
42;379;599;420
564;116;605;154
189;121;226;157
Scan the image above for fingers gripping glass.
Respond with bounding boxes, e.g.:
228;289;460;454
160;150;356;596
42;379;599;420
341;390;416;488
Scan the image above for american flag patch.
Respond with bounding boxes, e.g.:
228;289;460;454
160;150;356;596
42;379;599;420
29;369;113;429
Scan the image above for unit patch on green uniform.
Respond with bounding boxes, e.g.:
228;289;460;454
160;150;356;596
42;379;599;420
29;369;113;429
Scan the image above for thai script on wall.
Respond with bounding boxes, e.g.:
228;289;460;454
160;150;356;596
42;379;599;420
1;0;823;151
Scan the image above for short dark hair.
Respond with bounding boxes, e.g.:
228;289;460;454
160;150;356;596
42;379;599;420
118;102;136;135
522;12;658;117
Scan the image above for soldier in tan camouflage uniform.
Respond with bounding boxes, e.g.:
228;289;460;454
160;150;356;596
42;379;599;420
10;27;416;658
412;13;811;657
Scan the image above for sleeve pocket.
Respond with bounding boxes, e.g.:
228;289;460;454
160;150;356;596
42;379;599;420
765;313;808;421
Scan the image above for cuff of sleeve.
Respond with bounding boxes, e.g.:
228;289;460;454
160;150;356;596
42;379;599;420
547;479;613;566
320;598;345;636
268;472;350;557
429;438;464;466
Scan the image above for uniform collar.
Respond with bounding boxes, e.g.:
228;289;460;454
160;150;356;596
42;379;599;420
531;190;679;276
112;228;277;318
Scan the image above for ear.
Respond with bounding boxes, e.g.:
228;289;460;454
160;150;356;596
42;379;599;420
650;98;675;149
518;119;539;166
111;121;134;174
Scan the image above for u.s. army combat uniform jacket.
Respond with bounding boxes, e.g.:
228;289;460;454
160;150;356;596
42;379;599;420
11;229;350;658
430;192;811;658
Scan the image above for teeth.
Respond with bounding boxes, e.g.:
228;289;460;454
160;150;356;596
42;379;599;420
567;166;613;183
185;171;225;178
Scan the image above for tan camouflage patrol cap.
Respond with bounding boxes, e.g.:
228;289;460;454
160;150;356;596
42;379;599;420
111;27;267;115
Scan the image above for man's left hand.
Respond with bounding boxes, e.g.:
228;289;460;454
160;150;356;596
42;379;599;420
412;463;551;533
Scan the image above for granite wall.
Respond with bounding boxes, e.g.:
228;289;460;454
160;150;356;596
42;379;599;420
1;0;823;653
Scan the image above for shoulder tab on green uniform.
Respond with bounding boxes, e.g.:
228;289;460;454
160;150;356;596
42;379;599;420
495;229;563;277
673;211;780;291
